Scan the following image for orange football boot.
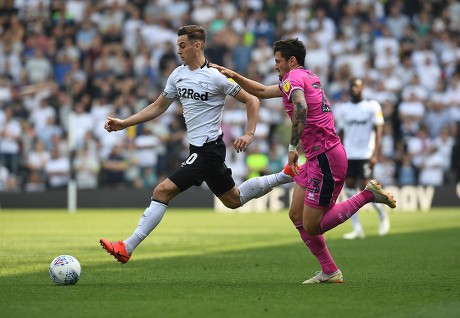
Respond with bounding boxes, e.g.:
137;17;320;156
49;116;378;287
283;163;301;178
100;239;131;264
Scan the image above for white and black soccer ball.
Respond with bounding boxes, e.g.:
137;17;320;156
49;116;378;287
48;255;81;285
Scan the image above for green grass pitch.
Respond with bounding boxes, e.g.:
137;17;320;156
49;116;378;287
1;208;459;318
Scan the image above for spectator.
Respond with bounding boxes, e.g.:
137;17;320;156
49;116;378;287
0;108;22;175
250;36;273;77
433;126;456;180
76;19;97;54
0;164;10;191
423;96;453;139
398;154;418;186
373;26;400;70
45;147;70;189
385;1;410;40
100;144;128;189
418;146;446;186
231;36;252;76
29;97;56;133
73;101;95;150
134;125;160;176
374;155;397;186
158;41;180;75
0;43;23;84
308;5;336;48
74;145;100;190
438;31;460;80
267;142;285;174
413;5;433;38
24;170;46;192
26;139;50;179
246;146;269;179
57;36;80;63
0;164;20;192
133;166;157;190
37;116;63;151
305;37;330;85
446;0;460;31
416;55;442;93
445;72;460;123
412;40;438;69
24;48;52;83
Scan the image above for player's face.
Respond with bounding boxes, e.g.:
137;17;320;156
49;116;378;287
177;35;198;65
350;79;363;97
274;51;290;80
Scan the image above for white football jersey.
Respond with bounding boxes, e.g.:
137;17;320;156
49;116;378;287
334;99;384;159
163;62;241;146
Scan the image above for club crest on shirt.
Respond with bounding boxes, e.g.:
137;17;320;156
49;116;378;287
282;79;291;92
198;81;209;89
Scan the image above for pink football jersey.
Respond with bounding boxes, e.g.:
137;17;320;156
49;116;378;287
279;68;341;159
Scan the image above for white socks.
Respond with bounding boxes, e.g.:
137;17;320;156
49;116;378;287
123;171;295;253
124;200;168;254
372;202;386;221
349;213;364;233
238;171;293;206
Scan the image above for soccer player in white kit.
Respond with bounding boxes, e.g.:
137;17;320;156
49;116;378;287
334;77;390;239
99;25;296;264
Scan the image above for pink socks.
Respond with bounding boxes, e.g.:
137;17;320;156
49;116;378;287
320;190;374;233
295;223;338;274
292;190;375;274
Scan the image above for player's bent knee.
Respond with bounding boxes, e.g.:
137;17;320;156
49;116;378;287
221;197;241;209
218;188;241;209
153;183;167;198
288;209;302;223
152;180;180;203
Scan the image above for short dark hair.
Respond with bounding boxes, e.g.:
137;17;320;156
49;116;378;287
273;38;306;66
177;25;206;44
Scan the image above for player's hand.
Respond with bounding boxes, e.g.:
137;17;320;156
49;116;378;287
233;133;254;153
104;117;126;132
288;150;300;175
209;63;237;79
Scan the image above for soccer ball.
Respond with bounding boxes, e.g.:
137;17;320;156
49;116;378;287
48;255;81;285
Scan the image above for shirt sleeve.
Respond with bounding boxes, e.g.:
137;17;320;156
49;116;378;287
162;68;179;99
283;71;305;101
214;69;241;96
372;100;385;126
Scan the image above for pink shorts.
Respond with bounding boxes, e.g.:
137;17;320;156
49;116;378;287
294;144;348;209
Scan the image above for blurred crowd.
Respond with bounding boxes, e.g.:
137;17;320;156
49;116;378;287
0;0;459;192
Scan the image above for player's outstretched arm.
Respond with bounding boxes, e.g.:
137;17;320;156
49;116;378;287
104;95;174;133
232;89;259;153
288;89;308;174
210;63;281;99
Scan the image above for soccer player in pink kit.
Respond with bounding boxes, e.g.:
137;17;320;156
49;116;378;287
212;38;396;284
